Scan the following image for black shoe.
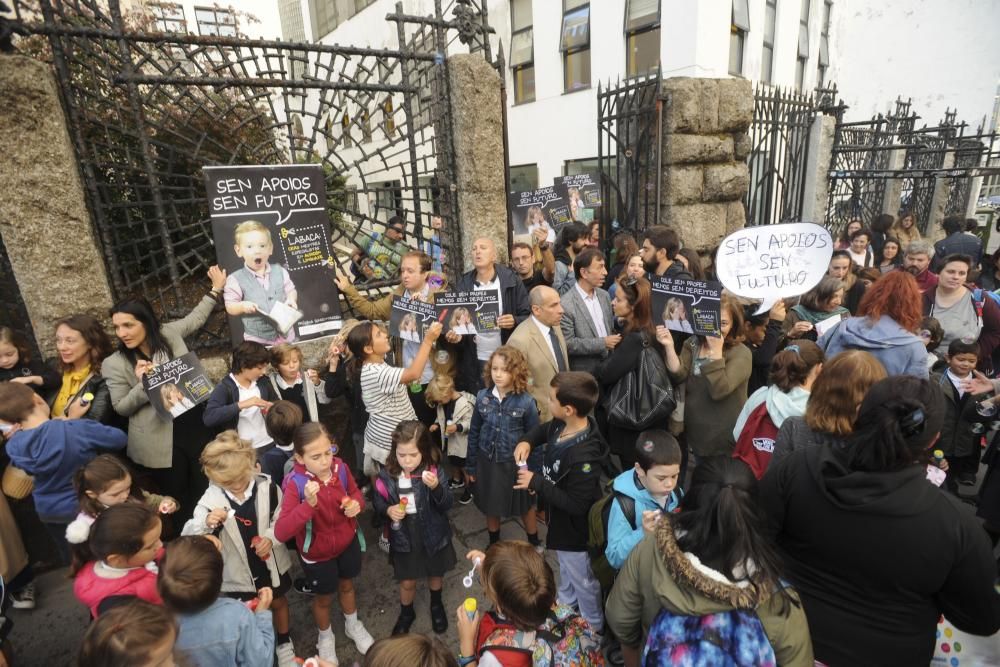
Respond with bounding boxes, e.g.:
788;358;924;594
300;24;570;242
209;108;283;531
448;478;465;490
959;472;977;486
430;600;448;634
293;577;316;595
392;608;416;636
459;487;473;505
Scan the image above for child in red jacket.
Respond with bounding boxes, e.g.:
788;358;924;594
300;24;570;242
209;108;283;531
274;423;373;664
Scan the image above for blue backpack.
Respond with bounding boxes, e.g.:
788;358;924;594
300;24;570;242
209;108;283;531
285;461;365;554
641;608;776;667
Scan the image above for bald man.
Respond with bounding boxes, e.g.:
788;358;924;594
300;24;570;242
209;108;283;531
507;285;569;422
448;237;531;393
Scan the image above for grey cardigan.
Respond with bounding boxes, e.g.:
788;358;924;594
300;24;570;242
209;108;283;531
103;295;217;468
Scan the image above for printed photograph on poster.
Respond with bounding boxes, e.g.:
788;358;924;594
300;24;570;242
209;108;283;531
508;187;572;243
554;173;602;222
141;352;214;421
388;295;438;343
434;291;500;336
650;276;723;336
204;164;342;347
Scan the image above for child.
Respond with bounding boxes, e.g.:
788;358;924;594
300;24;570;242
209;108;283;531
66;454;178;550
181;430;296;666
512;371;610;636
0;382;127;564
72;503;164;617
0;326;61;397
605;430;683;571
933;338;991;490
159;535;277;667
203;341;278;450
425;372;475;504
921;315;945;373
322;320;368;484
263;400;304;487
78;598;178;667
373;420;457;636
267;343;329;423
743;301;786;396
274;423;374;662
224;219;299;345
364;635;460;667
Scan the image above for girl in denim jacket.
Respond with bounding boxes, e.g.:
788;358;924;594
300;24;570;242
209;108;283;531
465;346;542;549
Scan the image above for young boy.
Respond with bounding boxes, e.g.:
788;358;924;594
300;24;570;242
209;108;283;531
513;371;610;635
0;383;126;564
262;400;303;487
203;342;278;451
933;338;991;490
223;220;299;345
604;430;683;571
921;316;945;373
159;535;277;666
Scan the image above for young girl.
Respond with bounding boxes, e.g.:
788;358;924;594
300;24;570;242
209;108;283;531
425;372;475;504
77;598;178;667
203;341;278;450
268;343;329;423
373;420;457;636
465;346;542;549
66;454;178;551
0;326;60;397
274;423;374;663
181;430;297;667
72;503;164;617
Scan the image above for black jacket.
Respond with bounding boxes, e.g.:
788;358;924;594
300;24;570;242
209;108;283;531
524;416;610;552
48;372;116;426
325;363;367;437
745;318;783;396
372;464;454;555
202;375;279;433
0;360;61;399
760;442;1000;666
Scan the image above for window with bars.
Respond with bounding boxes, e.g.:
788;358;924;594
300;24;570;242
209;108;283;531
817;0;832;85
194;6;237;36
796;0;810;90
150;3;186;34
308;0;340;40
510;164;539;193
561;0;591;92
729;0;750;76
510;0;535;104
762;0;777;83
625;0;659;78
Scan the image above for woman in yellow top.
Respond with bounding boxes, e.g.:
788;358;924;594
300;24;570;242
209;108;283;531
50;314;115;424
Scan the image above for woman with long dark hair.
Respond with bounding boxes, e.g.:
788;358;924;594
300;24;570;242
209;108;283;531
50;314;115;423
606;457;813;666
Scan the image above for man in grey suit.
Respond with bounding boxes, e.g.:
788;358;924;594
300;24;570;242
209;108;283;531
560;248;619;375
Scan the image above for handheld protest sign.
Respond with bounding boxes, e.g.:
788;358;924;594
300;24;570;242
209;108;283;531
142;353;213;421
509;187;571;244
204;164;342;347
715;222;833;314
389;295;437;343
435;291;500;336
650;277;723;336
553;173;602;223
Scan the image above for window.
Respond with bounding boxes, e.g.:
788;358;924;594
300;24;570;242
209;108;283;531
817;0;832;85
510;0;535;104
796;0;810;91
382;96;396;137
561;1;591;92
762;0;777;83
360;107;372;143
150;3;186;34
308;0;340;40
195;6;237;36
564;158;599;177
625;0;659;78
510;164;539;193
729;0;750;76
341;110;353;148
375;180;403;218
353;0;376;13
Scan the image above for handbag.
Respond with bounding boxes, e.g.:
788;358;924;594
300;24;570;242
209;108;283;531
605;331;676;431
2;465;34;500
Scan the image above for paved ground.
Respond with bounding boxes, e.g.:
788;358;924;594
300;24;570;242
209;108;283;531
5;490;554;667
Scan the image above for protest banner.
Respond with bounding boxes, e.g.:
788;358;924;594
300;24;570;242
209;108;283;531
142;353;213;421
388;295;438;343
204;164;342;346
714;222;834;314
554;173;601;223
435;291;500;336
650;276;723;336
509;186;572;242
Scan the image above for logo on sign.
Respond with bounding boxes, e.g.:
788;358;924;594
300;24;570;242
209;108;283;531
752;438;775;453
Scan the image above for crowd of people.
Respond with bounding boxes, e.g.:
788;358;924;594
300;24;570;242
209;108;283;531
2;210;1000;667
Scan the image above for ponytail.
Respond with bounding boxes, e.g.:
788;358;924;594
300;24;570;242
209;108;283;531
345;321;376;387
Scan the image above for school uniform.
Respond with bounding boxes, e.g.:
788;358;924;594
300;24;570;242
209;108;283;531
203;374;279;449
267;371;329;423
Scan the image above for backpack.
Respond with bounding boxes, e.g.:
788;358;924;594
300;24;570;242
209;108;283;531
732;402;780;480
972;288;1000;328
476;605;606;667
285;461;365;553
641;607;777;667
605;332;676;431
587;481;636;595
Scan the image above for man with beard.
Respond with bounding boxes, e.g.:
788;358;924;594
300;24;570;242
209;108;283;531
639;226;694;281
552;222;590;295
903;240;939;294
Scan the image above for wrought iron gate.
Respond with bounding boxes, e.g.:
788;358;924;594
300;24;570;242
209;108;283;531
6;0;499;351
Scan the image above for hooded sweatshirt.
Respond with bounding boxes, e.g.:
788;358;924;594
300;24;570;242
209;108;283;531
605;518;813;666
820;314;927;378
605;470;682;570
760;443;1000;666
731;385;810;441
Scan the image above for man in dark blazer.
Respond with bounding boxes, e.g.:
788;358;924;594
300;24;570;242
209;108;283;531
560;248;618;375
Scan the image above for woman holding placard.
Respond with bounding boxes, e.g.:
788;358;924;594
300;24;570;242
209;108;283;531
782;276;849;343
103;266;226;524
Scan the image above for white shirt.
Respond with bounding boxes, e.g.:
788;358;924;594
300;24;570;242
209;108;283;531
474;271;503;361
532;315;560;368
947;369;970;398
232;374;272;448
222;476;255;504
575;283;608;338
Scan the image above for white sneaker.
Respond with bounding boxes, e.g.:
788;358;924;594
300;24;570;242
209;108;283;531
378;533;390;554
345;618;375;655
317;629;338;666
276;641;298;667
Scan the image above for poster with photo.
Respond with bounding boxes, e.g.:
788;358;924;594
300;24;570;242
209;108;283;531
554;173;601;223
204;164;342;347
435;291;500;336
650;276;723;337
508;186;572;243
388;295;438;343
142;353;214;421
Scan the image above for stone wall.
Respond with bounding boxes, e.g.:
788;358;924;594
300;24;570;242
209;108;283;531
659;77;753;252
0;56;116;358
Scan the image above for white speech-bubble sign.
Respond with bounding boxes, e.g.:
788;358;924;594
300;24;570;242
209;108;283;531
714;222;834;314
